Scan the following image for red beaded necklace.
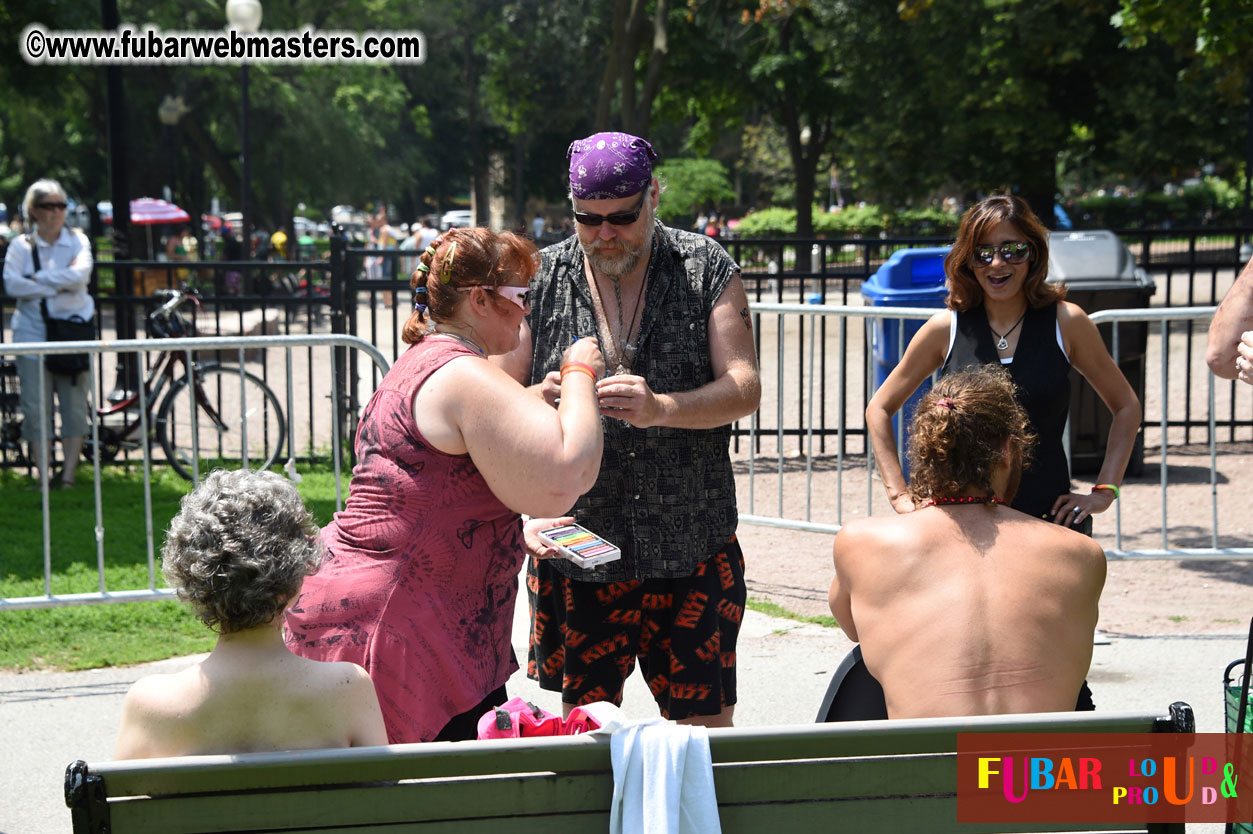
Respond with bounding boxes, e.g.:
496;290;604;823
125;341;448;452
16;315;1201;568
923;495;1006;507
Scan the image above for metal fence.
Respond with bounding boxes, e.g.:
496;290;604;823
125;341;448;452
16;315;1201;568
5;303;1249;613
735;302;1252;561
3;231;1251;610
337;229;1252;451
3;226;1248;467
0;333;389;611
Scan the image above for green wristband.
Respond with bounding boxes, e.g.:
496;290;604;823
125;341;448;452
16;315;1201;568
1092;484;1120;500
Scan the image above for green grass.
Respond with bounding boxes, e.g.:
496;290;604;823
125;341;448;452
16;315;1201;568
0;462;345;671
2;464;842;670
747;595;840;629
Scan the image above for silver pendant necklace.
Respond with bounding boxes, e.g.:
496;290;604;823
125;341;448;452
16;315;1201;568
989;309;1027;351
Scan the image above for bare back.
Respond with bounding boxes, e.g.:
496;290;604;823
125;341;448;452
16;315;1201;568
830;505;1105;718
115;638;387;759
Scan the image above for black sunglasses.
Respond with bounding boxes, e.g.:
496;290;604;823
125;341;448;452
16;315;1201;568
972;241;1031;266
572;191;647;227
36;202;68;211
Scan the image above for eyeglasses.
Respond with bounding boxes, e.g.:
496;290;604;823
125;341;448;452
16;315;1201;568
972;241;1031;266
458;285;531;310
572;191;647;227
36;202;68;211
492;285;531;310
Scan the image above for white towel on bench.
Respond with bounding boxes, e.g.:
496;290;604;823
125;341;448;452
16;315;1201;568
606;718;721;834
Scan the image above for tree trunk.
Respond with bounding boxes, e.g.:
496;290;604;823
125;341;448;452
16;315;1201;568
635;0;669;135
595;0;628;130
513;132;527;230
1019;146;1057;230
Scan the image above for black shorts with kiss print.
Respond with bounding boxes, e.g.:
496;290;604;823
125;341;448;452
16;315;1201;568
527;538;745;721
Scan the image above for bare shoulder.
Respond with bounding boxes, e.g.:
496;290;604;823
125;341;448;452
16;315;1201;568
1056;299;1086;320
299;657;373;689
1018;513;1107;565
833;513;916;564
123;668;198;714
1056;300;1098;332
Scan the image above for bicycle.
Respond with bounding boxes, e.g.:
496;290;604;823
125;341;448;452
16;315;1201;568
82;287;287;480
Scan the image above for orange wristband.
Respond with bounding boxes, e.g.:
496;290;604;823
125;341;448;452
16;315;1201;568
560;361;598;382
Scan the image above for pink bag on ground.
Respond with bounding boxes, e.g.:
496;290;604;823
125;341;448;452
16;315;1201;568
561;704;602;736
476;696;606;739
477;696;563;740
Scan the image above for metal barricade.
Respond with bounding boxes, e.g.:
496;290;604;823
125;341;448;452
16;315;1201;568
736;302;1253;562
0;334;389;611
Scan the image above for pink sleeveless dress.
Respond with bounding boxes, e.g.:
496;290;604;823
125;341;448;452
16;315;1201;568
284;339;523;743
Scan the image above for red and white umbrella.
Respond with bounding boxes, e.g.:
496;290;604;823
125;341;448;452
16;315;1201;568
130;197;190;226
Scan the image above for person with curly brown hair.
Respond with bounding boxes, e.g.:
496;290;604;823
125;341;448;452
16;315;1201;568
866;195;1140;528
114;470;387;759
830;368;1106;719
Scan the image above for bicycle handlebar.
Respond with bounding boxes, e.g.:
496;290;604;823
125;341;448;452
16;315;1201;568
152;287;199;316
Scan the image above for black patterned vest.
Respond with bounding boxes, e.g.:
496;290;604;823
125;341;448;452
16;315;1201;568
527;223;740;581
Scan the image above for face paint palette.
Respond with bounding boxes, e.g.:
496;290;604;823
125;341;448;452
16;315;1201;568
537;523;621;568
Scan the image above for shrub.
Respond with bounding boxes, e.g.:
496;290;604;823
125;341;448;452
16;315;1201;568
736;206;797;237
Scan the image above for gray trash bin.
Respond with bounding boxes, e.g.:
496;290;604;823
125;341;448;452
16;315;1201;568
1046;230;1155;477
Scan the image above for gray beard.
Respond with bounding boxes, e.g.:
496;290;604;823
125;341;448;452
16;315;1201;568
582;219;654;279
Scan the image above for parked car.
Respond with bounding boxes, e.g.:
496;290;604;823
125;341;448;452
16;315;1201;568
440;210;472;230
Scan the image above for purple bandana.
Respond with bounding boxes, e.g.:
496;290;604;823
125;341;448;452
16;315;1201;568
567;132;658;200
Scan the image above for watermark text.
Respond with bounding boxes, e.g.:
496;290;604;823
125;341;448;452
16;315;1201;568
21;25;424;65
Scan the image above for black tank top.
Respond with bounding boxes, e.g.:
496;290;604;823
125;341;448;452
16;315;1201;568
939;303;1071;518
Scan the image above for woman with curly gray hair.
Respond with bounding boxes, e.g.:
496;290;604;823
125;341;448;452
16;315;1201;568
114;470;387;759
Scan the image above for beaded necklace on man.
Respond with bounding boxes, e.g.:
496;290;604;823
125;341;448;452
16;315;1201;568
923;495;1006;507
585;260;650;375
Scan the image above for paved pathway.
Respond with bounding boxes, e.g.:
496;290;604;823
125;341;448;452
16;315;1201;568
0;578;1243;834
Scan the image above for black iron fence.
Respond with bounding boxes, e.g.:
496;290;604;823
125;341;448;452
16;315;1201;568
3;226;1250;472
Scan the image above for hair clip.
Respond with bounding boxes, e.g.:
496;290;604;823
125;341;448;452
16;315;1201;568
936;397;956;410
441;242;457;283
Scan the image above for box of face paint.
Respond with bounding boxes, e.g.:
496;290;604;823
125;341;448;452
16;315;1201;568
537;523;622;568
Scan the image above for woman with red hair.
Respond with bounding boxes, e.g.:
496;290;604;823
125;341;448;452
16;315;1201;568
285;228;605;743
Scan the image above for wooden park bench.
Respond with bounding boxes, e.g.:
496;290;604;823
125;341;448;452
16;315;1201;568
66;702;1192;834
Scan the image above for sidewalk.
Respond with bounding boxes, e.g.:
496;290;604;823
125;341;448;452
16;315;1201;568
0;578;1244;834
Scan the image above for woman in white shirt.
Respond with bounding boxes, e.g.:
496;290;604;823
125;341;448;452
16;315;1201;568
2;179;94;487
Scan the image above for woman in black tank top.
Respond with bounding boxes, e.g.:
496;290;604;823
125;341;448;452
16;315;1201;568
866;195;1141;527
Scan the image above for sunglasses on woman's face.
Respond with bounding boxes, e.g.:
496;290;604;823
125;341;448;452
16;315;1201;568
972;241;1031;266
36;202;68;211
492;285;531;310
572;191;647;227
460;285;531;310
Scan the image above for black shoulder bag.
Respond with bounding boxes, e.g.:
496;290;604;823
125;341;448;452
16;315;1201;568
29;235;94;377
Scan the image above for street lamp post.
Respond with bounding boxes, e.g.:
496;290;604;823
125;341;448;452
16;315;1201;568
101;0;139;404
157;95;188;206
225;0;262;258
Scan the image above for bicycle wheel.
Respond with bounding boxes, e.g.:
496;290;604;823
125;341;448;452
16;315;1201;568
156;364;286;481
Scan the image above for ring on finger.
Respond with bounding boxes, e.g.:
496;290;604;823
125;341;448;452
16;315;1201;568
1072;507;1082;515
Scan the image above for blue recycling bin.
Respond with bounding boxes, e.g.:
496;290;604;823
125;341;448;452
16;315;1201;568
861;247;950;476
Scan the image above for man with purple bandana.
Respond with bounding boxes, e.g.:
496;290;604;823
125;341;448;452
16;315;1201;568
512;132;760;727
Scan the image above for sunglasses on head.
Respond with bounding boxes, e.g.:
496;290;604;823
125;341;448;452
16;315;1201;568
36;202;68;211
458;284;531;310
572;190;647;227
972;241;1031;266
